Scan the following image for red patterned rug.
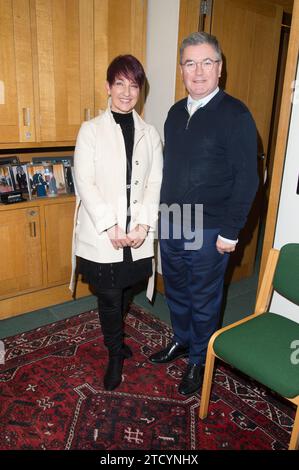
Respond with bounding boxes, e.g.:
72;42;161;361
0;304;295;450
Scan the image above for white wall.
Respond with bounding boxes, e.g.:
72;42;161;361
144;0;180;140
144;0;180;273
270;58;299;322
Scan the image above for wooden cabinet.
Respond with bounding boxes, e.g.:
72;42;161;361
44;200;75;285
32;0;95;141
0;205;43;297
0;0;36;143
0;0;147;146
0;195;90;320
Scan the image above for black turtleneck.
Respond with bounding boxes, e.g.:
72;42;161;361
112;111;134;187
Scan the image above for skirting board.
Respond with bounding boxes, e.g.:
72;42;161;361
1;274;165;321
0;281;91;321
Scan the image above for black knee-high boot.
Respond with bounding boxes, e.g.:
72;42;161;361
122;287;133;357
97;288;131;390
122;286;133;321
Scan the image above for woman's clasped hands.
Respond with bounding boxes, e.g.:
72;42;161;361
107;224;149;250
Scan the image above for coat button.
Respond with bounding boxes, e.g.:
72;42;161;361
133;200;138;204
134;180;139;185
135;161;139;165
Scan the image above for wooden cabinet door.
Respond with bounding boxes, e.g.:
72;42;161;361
31;0;94;141
0;0;147;144
0;0;36;143
0;207;43;298
208;0;283;160
44;200;75;285
94;0;147;115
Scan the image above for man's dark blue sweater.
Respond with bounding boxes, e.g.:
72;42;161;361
161;89;259;240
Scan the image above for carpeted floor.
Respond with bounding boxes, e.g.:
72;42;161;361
0;304;294;450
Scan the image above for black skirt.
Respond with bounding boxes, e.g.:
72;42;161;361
76;247;152;291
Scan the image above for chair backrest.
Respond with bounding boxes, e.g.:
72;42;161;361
273;243;299;305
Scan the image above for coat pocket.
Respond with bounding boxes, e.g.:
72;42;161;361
75;206;98;247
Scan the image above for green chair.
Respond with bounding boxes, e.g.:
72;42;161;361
199;244;299;450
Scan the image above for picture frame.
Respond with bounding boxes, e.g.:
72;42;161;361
27;163;67;198
31;155;73;166
0;166;15;194
64;164;75;194
0;155;20;166
31;156;75;194
10;164;31;196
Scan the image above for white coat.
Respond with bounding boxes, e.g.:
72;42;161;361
70;103;163;297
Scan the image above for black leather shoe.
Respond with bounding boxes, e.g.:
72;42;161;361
178;364;204;395
149;342;189;364
103;356;124;391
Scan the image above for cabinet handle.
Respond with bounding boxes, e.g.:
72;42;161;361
23;107;31;126
84;108;91;121
29;221;36;238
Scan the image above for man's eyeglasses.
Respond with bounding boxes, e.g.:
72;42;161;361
181;58;221;72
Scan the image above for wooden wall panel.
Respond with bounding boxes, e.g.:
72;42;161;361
94;0;147;114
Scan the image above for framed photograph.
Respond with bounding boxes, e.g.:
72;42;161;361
31;155;75;194
10;164;30;195
63;163;75;194
27;163;67;198
0;166;14;194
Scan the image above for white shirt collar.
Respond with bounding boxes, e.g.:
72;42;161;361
187;87;220;110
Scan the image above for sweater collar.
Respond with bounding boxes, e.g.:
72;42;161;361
182;88;225;111
187;86;220;110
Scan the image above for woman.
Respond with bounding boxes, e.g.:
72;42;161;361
71;55;163;391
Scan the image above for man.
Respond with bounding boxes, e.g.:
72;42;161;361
149;32;259;395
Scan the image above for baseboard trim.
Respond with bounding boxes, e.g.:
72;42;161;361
0;281;91;320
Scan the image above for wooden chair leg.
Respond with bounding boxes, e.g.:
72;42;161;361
289;404;299;450
199;350;216;419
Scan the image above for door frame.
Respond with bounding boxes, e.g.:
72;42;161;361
259;0;299;287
